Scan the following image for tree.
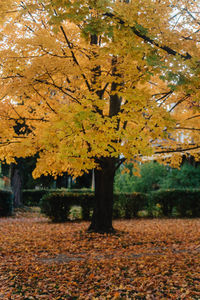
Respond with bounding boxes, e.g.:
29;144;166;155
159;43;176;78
115;162;167;193
160;162;200;190
115;160;200;193
0;0;200;232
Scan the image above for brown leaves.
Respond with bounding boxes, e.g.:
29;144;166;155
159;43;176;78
0;212;200;299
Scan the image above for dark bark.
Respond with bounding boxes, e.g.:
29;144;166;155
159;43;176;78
104;12;192;60
87;35;121;233
11;164;22;208
56;174;68;188
88;157;116;233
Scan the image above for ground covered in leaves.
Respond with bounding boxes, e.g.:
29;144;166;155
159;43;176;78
0;209;200;299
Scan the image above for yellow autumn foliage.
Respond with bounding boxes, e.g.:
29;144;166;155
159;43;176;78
0;0;199;177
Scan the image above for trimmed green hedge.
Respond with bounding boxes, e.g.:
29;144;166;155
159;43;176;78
150;189;200;217
40;192;94;222
22;188;93;206
24;188;200;221
22;189;48;206
0;190;13;217
40;191;147;222
113;193;147;219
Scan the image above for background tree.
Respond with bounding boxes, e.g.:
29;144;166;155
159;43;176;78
160;162;200;190
115;162;167;193
0;0;199;232
115;161;200;193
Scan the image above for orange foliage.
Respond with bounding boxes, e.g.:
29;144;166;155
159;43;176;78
0;1;199;176
0;211;199;299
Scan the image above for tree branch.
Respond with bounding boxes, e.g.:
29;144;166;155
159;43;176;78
60;25;91;92
115;157;126;171
174;127;200;131
34;78;81;104
155;145;200;154
184;114;200;121
169;95;190;112
32;86;57;114
104;12;192;60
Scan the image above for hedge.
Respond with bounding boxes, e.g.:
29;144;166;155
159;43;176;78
0;190;13;217
22;188;93;206
40;191;147;222
113;192;147;219
150;189;200;217
24;188;200;221
22;189;49;206
40;192;94;222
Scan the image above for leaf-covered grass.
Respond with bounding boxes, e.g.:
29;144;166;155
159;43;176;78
0;209;200;299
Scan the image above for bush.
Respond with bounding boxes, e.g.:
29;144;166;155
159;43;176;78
113;193;147;219
40;188;200;221
40;192;71;222
0;190;13;217
149;190;175;217
22;188;93;207
40;191;147;222
150;189;200;217
40;191;94;222
22;189;49;206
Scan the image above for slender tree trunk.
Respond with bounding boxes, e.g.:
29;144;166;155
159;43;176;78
88;157;116;233
56;174;68;188
11;164;22;208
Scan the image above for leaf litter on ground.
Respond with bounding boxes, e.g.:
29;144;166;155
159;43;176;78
0;209;200;299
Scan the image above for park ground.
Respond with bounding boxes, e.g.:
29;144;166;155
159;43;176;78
0;208;200;299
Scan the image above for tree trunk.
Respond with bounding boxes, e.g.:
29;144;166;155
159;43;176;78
11;165;22;208
88;157;116;233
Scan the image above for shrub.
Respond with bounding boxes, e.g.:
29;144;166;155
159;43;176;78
146;195;163;217
40;191;147;222
133;162;167;193
22;189;49;206
40;192;71;222
150;189;200;217
176;189;200;217
113;193;147;219
149;190;175;217
40;191;94;222
22;188;93;207
0;190;13;217
40;188;200;221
